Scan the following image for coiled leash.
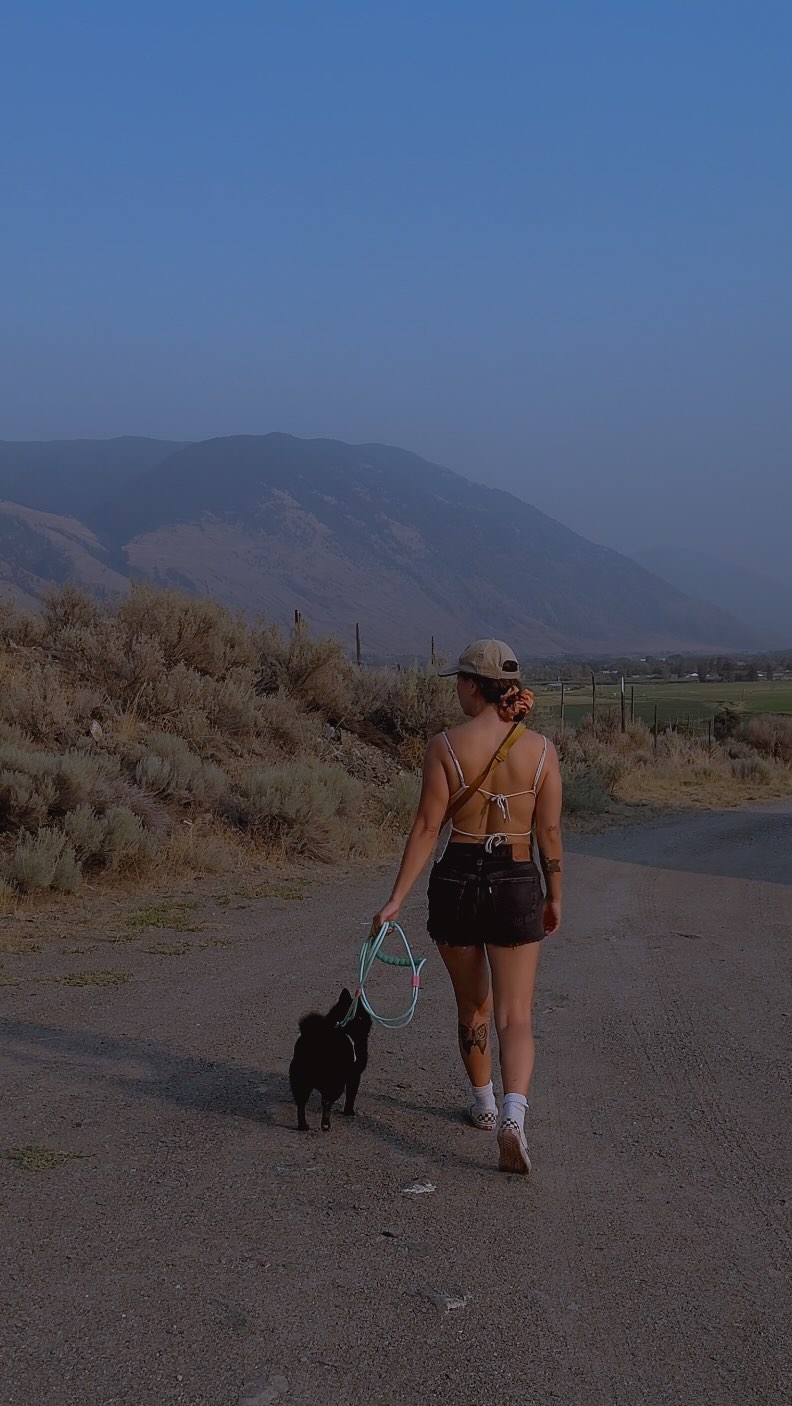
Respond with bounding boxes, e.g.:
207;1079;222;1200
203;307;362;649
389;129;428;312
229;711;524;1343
339;922;426;1031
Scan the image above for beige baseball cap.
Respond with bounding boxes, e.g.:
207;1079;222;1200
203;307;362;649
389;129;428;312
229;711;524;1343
438;639;520;681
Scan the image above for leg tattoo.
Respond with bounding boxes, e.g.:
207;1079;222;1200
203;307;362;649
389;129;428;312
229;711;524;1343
458;1021;489;1056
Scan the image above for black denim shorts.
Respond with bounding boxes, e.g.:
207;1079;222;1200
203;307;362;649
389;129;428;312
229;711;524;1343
427;844;545;948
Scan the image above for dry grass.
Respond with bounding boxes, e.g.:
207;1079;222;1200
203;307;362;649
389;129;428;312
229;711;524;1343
7;1146;87;1172
126;901;199;931
142;941;191;956
563;717;792;811
58;970;132;987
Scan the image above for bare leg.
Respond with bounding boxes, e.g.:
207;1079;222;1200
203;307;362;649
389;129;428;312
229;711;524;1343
486;942;541;1097
436;943;493;1087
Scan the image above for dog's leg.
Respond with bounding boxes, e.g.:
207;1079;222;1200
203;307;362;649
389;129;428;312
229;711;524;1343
290;1074;311;1132
343;1068;362;1117
321;1099;333;1132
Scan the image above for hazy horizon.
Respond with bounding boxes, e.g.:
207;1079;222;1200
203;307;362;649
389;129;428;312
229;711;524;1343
2;3;790;583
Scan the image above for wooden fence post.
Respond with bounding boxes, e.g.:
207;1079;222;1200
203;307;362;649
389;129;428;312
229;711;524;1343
431;636;435;666
653;703;659;753
560;680;565;729
355;622;361;667
591;674;596;727
708;719;713;757
630;686;635;725
620;675;626;734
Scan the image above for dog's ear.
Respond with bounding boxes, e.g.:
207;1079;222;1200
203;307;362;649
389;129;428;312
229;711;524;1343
326;988;352;1023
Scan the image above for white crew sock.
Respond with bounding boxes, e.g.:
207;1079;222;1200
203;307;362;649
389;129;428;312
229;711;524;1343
470;1080;498;1116
501;1092;528;1130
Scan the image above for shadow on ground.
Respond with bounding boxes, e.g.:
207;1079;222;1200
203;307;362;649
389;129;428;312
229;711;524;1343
0;1019;481;1171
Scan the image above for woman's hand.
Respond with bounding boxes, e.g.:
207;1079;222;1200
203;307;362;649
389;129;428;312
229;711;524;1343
371;897;401;935
543;898;562;936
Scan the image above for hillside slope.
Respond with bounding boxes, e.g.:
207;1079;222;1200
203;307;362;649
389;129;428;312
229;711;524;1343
0;500;129;608
91;433;762;657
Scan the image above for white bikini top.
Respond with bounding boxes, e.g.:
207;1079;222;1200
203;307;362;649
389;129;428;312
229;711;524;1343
439;731;548;854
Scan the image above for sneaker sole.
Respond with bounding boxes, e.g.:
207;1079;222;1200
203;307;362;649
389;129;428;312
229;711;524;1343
497;1125;532;1175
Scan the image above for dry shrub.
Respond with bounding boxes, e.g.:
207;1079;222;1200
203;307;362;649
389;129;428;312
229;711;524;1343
730;756;774;785
63;804;108;862
117;585;253;677
739;715;792;764
256;621;354;716
0;741;121;822
561;764;613;816
256;693;324;751
373;773;421;831
148;662;213;738
4;828;81;893
135;733;229;806
362;666;455;743
0;770;56;830
102;807;155;871
0;663;80;744
163;821;235;876
229;762;362;860
210;676;258;736
0;599;44;648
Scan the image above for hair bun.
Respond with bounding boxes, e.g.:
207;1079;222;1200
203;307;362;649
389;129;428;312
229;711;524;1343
497;686;535;722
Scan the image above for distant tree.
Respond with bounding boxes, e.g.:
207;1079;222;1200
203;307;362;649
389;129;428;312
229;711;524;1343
718;656;736;682
766;658;775;681
745;663;758;682
697;659;709;683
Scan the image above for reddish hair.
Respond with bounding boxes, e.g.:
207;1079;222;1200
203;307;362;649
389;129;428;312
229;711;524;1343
461;674;535;722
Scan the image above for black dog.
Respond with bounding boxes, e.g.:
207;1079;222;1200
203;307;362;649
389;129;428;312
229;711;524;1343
289;988;372;1131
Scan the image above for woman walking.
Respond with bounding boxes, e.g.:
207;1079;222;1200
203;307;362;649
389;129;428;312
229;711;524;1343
372;640;563;1174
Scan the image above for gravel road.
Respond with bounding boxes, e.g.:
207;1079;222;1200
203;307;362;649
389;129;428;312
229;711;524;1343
2;805;791;1406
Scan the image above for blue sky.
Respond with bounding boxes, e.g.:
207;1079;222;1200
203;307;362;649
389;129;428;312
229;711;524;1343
2;2;790;577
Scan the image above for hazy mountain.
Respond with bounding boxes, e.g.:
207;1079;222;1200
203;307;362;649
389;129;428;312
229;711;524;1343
0;500;129;610
632;546;792;647
0;436;186;520
86;433;763;657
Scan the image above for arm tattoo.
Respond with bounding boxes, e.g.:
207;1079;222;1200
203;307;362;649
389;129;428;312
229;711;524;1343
458;1021;488;1056
539;851;561;881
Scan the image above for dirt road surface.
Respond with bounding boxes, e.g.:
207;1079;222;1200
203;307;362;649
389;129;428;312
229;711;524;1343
2;805;791;1406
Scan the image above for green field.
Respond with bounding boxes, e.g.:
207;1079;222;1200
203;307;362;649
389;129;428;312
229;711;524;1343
532;680;792;730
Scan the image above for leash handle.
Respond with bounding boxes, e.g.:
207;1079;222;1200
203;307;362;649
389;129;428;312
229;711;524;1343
340;922;426;1031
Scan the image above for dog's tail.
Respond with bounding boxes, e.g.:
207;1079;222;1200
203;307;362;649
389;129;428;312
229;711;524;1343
298;1012;325;1038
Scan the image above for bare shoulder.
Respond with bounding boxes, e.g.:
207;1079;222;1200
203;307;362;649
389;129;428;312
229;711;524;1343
441;718;471;744
535;732;559;764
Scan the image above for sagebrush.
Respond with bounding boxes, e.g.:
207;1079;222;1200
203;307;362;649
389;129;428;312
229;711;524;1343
1;585;789;899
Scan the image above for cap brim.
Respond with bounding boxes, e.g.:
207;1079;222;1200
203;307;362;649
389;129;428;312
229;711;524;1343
437;666;460;677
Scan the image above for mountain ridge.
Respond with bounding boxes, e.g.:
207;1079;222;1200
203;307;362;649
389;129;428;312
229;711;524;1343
0;433;772;657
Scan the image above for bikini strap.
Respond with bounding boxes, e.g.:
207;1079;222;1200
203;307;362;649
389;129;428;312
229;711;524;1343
441;731;465;788
531;736;548;793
